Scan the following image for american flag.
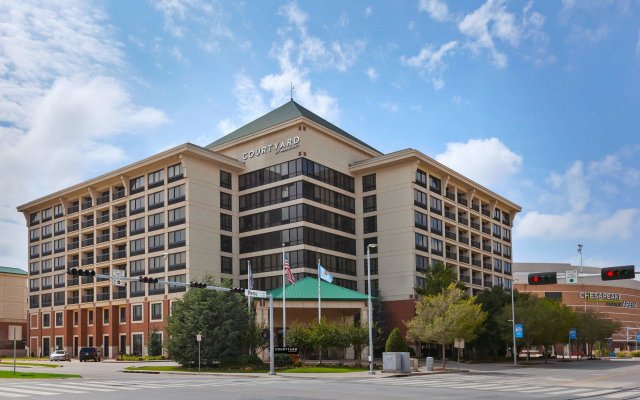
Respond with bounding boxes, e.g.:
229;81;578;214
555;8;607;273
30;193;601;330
284;258;295;284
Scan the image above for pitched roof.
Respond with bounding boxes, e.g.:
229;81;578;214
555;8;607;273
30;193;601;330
0;266;27;276
268;277;369;301
206;100;380;154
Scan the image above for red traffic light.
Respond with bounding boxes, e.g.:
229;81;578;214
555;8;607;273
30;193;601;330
601;266;635;281
528;272;557;285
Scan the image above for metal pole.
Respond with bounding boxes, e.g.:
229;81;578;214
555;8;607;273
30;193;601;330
247;260;252;311
198;340;201;374
511;280;517;366
282;244;286;347
367;244;376;375
269;295;275;375
13;326;17;375
317;259;321;323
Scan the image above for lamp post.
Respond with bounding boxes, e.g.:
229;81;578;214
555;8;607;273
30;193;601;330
510;278;517;366
367;243;377;375
577;244;583;274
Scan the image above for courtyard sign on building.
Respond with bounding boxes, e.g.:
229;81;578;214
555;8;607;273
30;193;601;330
579;291;638;308
241;136;301;160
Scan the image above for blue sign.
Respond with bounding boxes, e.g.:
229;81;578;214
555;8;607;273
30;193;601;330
569;329;577;340
636;333;640;342
515;324;524;338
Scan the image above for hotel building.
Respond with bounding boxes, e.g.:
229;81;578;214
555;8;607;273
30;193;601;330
18;101;520;357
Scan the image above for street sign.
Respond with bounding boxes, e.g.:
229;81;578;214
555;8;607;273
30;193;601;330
566;270;578;284
515;324;524;338
245;289;267;298
569;329;577;340
274;347;299;354
636;333;640;343
112;270;125;287
196;334;202;342
454;338;465;349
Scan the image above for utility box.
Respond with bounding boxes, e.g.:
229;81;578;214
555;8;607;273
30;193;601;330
382;352;401;372
426;356;434;371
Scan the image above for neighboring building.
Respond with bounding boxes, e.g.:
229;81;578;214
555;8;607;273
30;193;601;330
18;100;520;357
0;266;28;356
514;263;640;351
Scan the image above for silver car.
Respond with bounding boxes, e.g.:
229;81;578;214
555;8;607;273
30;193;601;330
49;349;71;361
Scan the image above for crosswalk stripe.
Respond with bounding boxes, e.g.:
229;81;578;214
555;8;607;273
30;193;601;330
26;385;88;394
574;389;617;397
51;382;115;392
604;391;640;399
532;388;597;396
0;392;28;398
0;388;57;396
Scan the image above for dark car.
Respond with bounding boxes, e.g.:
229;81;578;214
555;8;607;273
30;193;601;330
79;347;101;362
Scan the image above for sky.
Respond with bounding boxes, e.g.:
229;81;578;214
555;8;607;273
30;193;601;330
1;0;639;272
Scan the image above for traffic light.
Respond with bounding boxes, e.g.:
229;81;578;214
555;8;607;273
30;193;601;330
139;276;159;284
601;265;635;281
231;287;244;293
527;272;557;285
66;268;95;277
189;281;207;288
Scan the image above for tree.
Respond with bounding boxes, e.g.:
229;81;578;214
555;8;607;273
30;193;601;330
330;322;352;365
407;284;486;369
166;278;253;367
415;261;466;297
385;327;408;352
148;329;163;357
470;286;512;360
576;310;621;358
286;324;314;361
348;323;369;366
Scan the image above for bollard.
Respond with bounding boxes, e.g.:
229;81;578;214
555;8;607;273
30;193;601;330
426;356;434;371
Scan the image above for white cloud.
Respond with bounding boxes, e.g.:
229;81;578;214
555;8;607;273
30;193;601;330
452;95;462;106
547;161;589;212
418;0;451;22
401;41;458;90
435;138;523;186
365;6;373;17
216;73;267;136
380;102;399;113
517;209;638;240
0;1;167;269
278;1;308;35
366;67;379;81
568;24;609;45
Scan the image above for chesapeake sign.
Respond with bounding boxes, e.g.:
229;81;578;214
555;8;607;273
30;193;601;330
579;291;638;308
241;136;300;160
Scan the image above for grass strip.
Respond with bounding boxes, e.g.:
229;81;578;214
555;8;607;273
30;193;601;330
0;370;80;379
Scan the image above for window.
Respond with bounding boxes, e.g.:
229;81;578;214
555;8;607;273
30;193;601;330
221;256;232;274
429;176;441;193
148;255;164;273
29;262;39;274
168;163;183;181
220;213;232;232
41;224;52;237
363;195;377;213
119;307;126;323
88;310;94;325
54;221;65;234
363;237;377;254
130;259;145;275
54;238;65;252
168;252;186;270
30;244;39;257
42;208;52;220
41;241;52;255
132;304;143;322
54;204;64;217
504;245;512;258
493;207;501;220
414;189;427;208
363;216;377;234
492;223;501;236
362;174;376;192
363;257;378;275
54;256;64;269
55;312;63;327
415;233;429;252
168;207;185;225
220;171;232;189
168;184;185;203
416;255;429;272
430;217;442;234
30;212;40;225
220;192;232;210
130;280;145;297
41;259;52;272
130;197;145;214
29;278;39;291
493;241;502;254
151;303;162;321
431;238;443;255
168;274;186;293
103;309;109;325
30;228;39;241
73;311;78;326
429;197;442;213
221;235;232;253
130;176;145;193
503;229;511;241
130;238;145;256
148;212;164;230
54;273;65;287
148;169;164;187
415;211;428;229
416;169;427;187
148;191;164;209
168;229;186;248
148;234;164;252
42;313;51;328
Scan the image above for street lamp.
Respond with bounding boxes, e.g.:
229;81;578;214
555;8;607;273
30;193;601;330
577;244;583;274
367;243;377;375
510;277;517;366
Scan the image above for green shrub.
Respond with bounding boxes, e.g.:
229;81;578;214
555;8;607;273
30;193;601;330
274;353;293;368
385;328;408;352
616;351;631;358
630;350;640;357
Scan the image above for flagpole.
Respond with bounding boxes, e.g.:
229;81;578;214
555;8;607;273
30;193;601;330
317;259;321;323
282;243;286;347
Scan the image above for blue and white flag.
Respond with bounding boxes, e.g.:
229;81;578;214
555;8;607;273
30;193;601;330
319;264;333;283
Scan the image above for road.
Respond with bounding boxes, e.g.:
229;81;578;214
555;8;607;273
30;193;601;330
2;359;640;400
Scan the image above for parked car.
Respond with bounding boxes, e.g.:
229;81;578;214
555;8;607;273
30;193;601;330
49;349;71;361
79;347;101;362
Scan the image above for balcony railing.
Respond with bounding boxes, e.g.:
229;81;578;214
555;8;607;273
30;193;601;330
67;296;79;304
471;204;480;212
113;230;126;240
445;251;457;260
41;299;52;307
68;223;79;232
168;263;186;271
483;262;492;270
168;195;186;205
472;278;482;286
81;257;94;266
459;255;470;264
97;292;110;301
482;227;490;234
481;209;490;217
471;240;481;249
148;266;165;274
68;205;79;214
457;198;468;207
444;211;456;221
472;259;481;267
458;235;469;244
113;189;126;201
168;173;184;183
149;223;164;232
82;220;94;229
96;214;110;225
168;218;186;227
54;263;65;271
130;290;145;298
169;240;186;249
81;201;93;210
81;238;94;247
445;191;456;201
81;294;94;303
54;281;65;288
97;234;110;244
470;221;480;230
96;253;110;263
113;210;127;220
68;260;79;268
54;297;65;306
148;288;165;296
112;250;127;260
445;231;456;240
96;194;110;205
484;281;493;288
459;275;471;283
113;291;127;299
